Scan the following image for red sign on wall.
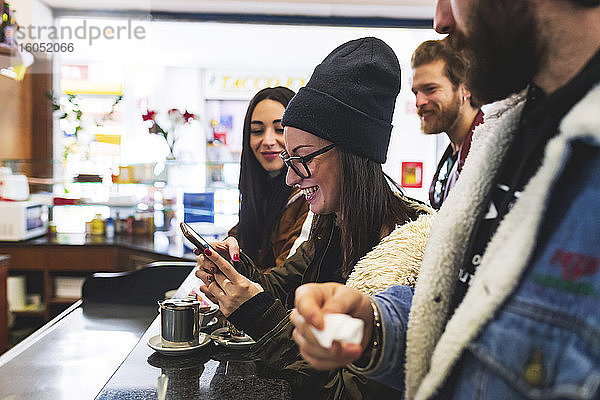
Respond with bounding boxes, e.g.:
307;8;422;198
401;162;423;188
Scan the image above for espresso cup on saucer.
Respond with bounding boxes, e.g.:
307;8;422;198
158;298;203;348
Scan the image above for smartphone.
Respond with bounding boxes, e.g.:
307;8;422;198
180;222;217;253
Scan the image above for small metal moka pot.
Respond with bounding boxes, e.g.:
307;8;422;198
158;298;202;348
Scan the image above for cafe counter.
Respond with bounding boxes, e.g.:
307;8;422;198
0;267;293;399
1;230;196;267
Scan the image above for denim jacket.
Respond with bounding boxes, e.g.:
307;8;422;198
362;84;600;400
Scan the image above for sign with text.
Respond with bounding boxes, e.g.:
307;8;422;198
204;70;309;100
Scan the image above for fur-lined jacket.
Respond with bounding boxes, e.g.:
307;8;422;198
361;83;600;399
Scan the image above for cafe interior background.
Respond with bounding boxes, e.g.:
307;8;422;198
0;0;441;350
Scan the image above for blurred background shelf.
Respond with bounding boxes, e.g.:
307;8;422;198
11;309;46;317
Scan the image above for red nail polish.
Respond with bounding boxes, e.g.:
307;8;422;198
204;248;212;256
233;254;239;262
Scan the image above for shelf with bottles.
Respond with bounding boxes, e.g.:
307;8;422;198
54;167;174;206
50;179;175;235
50;205;161;237
2;158;240;234
64;160;235;187
89;212;157;237
0;158;242;191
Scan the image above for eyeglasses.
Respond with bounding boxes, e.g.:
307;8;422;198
279;144;336;179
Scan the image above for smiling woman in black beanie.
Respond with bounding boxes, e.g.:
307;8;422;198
195;37;435;399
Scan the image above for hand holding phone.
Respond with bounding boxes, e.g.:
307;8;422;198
181;222;225;278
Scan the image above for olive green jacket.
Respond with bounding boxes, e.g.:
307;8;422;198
234;203;435;399
234;216;343;340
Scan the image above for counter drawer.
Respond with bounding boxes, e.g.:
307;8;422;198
0;247;46;269
47;247;118;271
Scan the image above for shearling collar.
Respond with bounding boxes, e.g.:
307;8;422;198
346;212;435;295
406;83;600;400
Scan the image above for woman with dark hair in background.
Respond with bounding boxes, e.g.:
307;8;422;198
228;86;309;271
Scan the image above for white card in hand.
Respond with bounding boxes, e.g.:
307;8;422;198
310;313;364;348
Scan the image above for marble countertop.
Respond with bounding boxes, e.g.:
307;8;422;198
0;302;159;399
95;269;292;400
96;317;292;400
0;269;293;400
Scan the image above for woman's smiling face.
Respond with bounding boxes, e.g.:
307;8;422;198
249;99;286;172
284;126;341;216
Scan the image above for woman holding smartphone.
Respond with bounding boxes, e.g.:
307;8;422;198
228;87;309;271
196;38;435;399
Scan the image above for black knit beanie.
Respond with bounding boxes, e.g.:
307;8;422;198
281;37;401;164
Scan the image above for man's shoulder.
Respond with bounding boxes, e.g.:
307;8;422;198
481;90;528;121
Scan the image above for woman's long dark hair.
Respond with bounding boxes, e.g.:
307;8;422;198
311;149;420;278
237;87;296;262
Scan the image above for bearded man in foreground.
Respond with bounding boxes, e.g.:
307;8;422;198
291;0;600;398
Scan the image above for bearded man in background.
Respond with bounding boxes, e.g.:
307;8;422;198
411;39;483;209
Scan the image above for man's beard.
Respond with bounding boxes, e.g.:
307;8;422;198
447;0;543;105
420;93;461;134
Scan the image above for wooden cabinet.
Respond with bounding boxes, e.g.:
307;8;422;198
0;244;187;325
0;58;53;167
